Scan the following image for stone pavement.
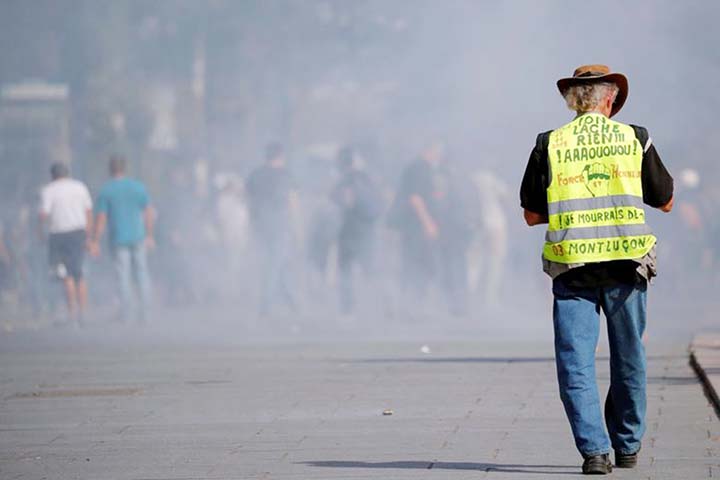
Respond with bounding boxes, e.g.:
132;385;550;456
0;340;718;479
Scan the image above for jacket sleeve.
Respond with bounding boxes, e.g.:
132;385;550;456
631;125;674;208
520;132;551;215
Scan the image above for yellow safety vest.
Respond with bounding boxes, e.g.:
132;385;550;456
543;112;656;264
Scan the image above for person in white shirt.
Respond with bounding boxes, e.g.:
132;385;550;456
39;163;93;322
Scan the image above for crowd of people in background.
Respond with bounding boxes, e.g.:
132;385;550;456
0;139;715;331
0;140;519;329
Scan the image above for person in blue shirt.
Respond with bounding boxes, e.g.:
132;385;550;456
90;155;155;322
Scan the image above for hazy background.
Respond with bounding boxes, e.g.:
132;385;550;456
0;0;717;348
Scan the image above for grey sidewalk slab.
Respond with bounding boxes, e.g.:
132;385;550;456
0;341;718;479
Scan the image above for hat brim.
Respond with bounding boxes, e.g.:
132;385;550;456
556;72;628;117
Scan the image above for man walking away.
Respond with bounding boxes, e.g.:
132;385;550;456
246;142;299;316
520;65;673;474
90;155;154;323
331;146;383;316
39;163;93;325
390;142;470;316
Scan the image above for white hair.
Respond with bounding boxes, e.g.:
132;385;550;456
563;82;619;114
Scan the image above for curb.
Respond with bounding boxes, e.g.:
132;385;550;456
689;341;720;419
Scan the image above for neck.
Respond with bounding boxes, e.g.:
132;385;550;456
578;109;607;117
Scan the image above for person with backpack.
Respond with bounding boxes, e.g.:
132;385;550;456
331;146;383;315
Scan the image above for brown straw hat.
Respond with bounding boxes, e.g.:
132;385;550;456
556;64;628;117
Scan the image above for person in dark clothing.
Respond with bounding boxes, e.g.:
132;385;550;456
246;142;298;315
331;146;383;315
391;142;470;315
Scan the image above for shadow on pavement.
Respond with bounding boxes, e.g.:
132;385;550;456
646;375;699;385
354;355;683;364
358;356;558;364
299;460;578;475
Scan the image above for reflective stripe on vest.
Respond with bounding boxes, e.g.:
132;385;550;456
544;113;656;264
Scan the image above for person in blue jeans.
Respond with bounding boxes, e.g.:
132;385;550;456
90;155;155;322
520;65;674;475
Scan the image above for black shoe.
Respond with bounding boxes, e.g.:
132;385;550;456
615;449;639;468
582;454;612;475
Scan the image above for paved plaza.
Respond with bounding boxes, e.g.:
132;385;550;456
1;333;718;480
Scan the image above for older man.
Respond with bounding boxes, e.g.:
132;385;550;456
520;65;673;475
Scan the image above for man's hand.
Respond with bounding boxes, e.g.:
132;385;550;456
87;239;100;258
524;209;548;226
423;219;439;239
659;196;674;213
410;194;438;240
145;236;156;251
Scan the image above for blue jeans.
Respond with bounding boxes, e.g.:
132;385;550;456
113;243;151;320
553;277;647;457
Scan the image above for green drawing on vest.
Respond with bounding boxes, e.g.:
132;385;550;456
582;162;610;197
